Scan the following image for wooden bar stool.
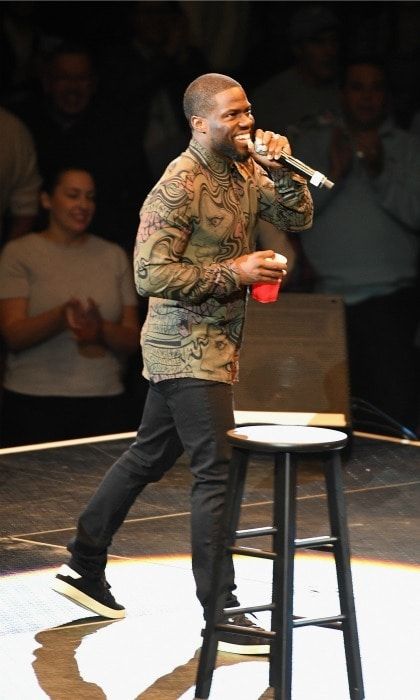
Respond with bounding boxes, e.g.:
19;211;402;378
194;424;364;700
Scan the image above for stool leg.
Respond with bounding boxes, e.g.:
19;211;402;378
325;453;365;700
195;446;249;699
270;451;297;700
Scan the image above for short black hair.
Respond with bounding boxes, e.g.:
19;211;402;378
44;41;96;74
41;164;95;195
183;73;242;124
339;55;388;89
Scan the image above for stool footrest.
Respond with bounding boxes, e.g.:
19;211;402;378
230;538;337;559
214;613;345;642
223;603;275;616
236;526;277;539
215;622;275;640
293;614;345;629
229;545;276;560
295;535;337;549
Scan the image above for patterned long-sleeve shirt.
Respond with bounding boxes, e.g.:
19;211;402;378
134;138;313;383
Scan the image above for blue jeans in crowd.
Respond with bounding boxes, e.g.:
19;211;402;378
68;377;239;615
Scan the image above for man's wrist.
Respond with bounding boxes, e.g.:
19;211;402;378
226;259;244;287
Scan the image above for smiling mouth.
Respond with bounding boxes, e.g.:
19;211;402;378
234;134;252;147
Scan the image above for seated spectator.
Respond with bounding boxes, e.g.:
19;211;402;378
251;3;341;141
250;4;342;290
0;1;59;107
0;166;141;447
100;1;209;180
292;56;420;432
10;41;152;253
0;105;41;245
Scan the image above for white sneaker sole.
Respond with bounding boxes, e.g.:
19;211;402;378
217;640;270;655
52;577;126;619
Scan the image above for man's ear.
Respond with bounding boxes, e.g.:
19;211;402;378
191;115;207;134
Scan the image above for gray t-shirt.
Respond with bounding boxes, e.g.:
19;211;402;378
0;233;138;396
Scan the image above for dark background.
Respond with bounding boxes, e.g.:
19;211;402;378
2;1;420;128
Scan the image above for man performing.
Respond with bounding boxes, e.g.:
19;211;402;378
52;73;313;654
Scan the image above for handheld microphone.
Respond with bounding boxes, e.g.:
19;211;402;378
254;144;334;189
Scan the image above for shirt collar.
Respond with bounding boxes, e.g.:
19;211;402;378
378;116;395;137
188;138;252;180
338;114;396;137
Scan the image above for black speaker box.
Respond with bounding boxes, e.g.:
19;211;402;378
234;293;351;431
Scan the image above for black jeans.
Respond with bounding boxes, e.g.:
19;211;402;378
68;378;239;613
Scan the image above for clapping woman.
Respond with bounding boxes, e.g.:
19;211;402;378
0;166;140;446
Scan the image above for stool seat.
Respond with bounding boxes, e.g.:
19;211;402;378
227;424;348;452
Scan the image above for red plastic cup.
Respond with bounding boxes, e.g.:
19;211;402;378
251;253;287;303
251;279;282;303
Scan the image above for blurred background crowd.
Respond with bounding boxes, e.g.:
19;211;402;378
1;0;420;446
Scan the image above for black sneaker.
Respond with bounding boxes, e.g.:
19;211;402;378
52;565;126;619
217;612;270;655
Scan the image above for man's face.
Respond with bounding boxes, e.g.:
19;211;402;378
203;87;255;162
296;30;339;83
46;53;95;116
341;64;387;129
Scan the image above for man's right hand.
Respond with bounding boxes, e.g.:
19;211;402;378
231;250;287;285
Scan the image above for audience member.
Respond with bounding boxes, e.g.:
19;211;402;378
10;42;151;253
0;166;140;447
180;1;253;76
249;4;342;291
340;2;420;129
0;1;61;107
251;4;341;142
389;3;420;129
100;1;210;181
292;57;420;431
0;105;41;244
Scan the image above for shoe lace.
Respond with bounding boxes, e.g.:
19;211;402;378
225;612;260;629
98;574;111;591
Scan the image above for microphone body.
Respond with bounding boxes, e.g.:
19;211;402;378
254;144;334;189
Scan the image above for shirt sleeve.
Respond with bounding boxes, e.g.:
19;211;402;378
133;172;242;304
8;120;41;218
0;239;30;299
254;163;313;232
371;131;420;230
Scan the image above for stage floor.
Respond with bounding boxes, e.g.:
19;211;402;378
1;431;419;699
